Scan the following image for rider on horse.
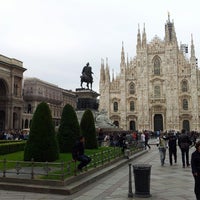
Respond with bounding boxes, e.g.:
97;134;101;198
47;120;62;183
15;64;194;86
81;62;93;89
82;62;93;80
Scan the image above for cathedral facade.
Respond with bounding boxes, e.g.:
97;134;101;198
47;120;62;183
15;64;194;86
99;16;200;132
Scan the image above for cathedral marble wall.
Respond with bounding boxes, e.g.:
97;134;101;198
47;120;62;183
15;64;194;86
99;16;200;132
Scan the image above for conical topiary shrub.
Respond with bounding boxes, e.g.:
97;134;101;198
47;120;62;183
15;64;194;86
24;102;59;162
80;109;98;149
57;104;80;153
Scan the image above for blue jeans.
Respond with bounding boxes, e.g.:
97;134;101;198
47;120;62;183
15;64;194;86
77;155;91;170
159;147;166;166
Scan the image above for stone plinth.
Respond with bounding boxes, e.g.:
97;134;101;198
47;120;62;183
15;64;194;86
75;88;99;110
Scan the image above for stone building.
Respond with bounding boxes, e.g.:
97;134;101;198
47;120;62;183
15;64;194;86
22;77;77;128
99;15;200;132
0;54;26;131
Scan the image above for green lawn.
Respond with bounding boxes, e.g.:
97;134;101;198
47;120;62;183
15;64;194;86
0;146;121;169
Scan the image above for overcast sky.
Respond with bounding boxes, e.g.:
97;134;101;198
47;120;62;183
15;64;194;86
0;0;200;92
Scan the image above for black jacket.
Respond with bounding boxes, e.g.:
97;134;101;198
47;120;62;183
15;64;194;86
72;140;84;160
178;134;192;149
191;150;200;175
167;135;177;150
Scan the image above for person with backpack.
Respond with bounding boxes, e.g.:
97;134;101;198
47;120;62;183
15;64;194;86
72;136;91;172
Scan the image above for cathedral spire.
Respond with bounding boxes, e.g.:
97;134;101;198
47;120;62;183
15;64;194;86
105;57;110;82
165;13;178;45
127;53;129;67
190;34;195;58
100;58;105;83
168;11;170;22
137;24;141;51
120;41;126;68
142;23;147;48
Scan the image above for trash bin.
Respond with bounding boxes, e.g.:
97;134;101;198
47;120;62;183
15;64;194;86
133;164;152;198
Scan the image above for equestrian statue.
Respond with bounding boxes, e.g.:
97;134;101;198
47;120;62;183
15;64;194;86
80;62;93;90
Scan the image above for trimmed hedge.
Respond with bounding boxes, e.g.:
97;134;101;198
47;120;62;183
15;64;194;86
24;102;59;162
57;104;80;153
80;109;98;149
0;141;26;155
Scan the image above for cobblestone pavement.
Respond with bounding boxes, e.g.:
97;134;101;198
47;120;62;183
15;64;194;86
0;142;196;200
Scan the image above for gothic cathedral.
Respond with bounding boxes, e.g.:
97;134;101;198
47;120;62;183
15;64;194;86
99;15;200;132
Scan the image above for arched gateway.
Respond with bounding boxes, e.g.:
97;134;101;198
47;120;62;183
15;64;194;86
0;79;8;131
0;55;26;131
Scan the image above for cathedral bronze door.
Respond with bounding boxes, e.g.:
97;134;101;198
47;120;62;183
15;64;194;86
130;120;136;131
154;114;163;131
182;120;190;132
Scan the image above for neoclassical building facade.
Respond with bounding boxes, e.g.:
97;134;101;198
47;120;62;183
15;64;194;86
0;55;77;131
22;78;77;129
0;54;26;131
99;15;200;132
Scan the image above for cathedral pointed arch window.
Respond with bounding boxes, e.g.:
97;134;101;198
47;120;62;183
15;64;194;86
113;102;118;112
181;80;188;92
183;99;188;110
154;85;160;98
130;101;135;111
129;83;135;94
153;57;161;75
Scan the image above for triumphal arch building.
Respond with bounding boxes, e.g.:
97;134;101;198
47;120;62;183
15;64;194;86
0;54;26;131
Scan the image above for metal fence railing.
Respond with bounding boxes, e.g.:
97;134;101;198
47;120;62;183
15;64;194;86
0;145;142;184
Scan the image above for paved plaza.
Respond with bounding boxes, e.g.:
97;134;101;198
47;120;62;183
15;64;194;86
0;142;196;200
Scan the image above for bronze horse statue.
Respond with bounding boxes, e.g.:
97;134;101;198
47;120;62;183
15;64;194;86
80;62;93;90
80;74;93;90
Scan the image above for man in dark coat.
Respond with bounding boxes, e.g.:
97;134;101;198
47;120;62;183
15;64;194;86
72;136;91;171
191;141;200;200
167;131;177;166
178;129;192;168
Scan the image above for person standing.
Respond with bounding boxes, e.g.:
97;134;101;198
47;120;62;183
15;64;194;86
72;136;91;172
167;131;177;166
158;133;167;166
178;129;192;168
191;141;200;200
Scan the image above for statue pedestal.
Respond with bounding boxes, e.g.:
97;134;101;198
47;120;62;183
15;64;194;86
75;88;99;110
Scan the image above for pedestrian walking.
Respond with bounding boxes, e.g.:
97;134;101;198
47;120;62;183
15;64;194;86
72;136;91;172
178;129;192;168
166;131;177;166
140;132;145;149
144;131;151;150
191;141;200;200
158;133;167;166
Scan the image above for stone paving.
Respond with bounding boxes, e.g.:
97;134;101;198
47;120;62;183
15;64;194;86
0;142;196;200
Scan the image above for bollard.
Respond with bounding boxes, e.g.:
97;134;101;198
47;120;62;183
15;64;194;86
133;164;152;198
128;163;133;198
125;149;131;159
